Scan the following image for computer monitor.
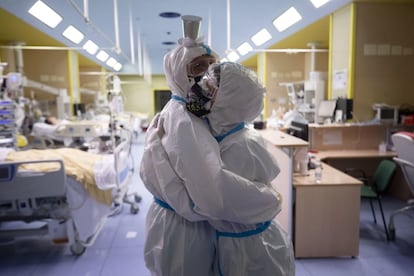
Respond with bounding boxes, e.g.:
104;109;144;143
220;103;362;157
287;120;309;141
335;97;353;121
73;103;86;116
317;100;337;122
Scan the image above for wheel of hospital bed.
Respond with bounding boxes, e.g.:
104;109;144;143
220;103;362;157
130;203;139;214
134;194;142;203
70;241;86;256
124;194;140;214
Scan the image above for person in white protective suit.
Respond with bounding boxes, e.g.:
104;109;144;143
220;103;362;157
194;62;295;276
140;17;281;276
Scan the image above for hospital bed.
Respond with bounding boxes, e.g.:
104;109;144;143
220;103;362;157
30;113;142;149
0;136;138;255
30;119;108;149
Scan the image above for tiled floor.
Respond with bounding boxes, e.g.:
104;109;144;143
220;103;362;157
1;133;414;276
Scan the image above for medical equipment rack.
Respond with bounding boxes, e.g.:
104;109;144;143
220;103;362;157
0;100;15;148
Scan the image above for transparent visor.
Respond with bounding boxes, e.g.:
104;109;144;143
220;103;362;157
199;64;221;99
187;55;218;77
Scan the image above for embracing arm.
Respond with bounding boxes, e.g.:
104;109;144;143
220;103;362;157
139;112;206;221
164;112;280;224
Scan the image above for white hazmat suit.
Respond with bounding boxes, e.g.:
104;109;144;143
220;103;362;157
204;62;295;276
140;38;281;276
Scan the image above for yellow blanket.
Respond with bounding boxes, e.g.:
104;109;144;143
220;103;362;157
6;148;113;205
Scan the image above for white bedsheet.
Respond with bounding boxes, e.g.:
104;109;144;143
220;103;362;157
31;120;70;142
66;176;111;241
1;146;131;205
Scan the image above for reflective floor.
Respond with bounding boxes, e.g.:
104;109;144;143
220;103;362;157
1;133;414;276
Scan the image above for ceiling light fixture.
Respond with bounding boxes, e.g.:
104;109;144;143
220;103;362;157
96;50;109;62
310;0;331;9
251;28;272;46
28;0;62;28
227;51;240;62
106;57;117;67
237;42;253;56
62;25;84;44
273;7;302;32
113;63;122;71
83;40;98;55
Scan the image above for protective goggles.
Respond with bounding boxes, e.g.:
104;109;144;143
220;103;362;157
187;55;218;77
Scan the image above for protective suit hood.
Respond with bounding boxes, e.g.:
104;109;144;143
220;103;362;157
207;62;265;136
163;38;219;98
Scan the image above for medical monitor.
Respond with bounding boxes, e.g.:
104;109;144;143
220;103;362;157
287;120;309;141
374;105;398;125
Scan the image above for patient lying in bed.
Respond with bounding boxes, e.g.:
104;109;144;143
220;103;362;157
0;147;126;205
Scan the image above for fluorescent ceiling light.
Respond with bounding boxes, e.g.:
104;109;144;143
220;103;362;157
237;42;253;56
28;0;62;28
227;51;240;62
106;57;117;67
273;7;302;32
96;50;109;62
310;0;331;8
251;28;272;46
113;63;122;71
83;40;98;55
62;25;84;44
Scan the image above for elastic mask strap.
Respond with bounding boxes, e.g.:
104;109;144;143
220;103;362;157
201;44;211;55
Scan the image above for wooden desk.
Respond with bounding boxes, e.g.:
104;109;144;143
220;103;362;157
315;149;412;201
260;129;363;258
260;128;309;149
315;149;396;160
293;163;362;258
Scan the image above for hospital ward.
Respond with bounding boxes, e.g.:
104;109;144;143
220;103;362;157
1;0;414;275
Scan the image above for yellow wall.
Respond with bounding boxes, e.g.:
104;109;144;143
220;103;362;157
121;74;168;118
264;52;328;118
353;2;414;121
330;4;353;99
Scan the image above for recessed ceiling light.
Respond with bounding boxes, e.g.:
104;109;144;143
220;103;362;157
159;12;181;18
113;63;122;71
62;25;84;44
273;7;302;32
83;40;98;55
227;51;240;62
310;0;331;8
96;50;109;62
28;0;62;28
237;42;253;56
162;41;176;45
106;57;117;67
251;28;272;46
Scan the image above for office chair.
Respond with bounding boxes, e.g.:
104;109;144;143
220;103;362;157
345;159;397;241
388;132;414;241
